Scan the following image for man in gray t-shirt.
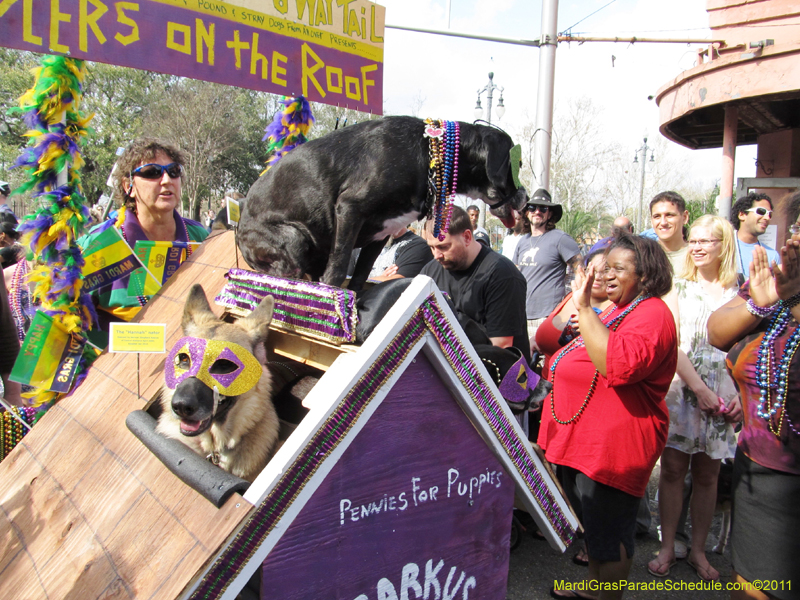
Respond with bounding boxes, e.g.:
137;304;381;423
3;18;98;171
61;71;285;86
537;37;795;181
512;189;581;347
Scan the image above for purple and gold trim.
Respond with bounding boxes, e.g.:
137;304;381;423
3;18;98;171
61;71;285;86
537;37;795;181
191;294;575;599
420;300;575;543
214;269;357;345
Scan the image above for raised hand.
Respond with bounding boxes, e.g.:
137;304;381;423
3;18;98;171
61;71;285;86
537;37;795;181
571;263;586;293
774;238;800;301
572;262;595;312
749;245;779;307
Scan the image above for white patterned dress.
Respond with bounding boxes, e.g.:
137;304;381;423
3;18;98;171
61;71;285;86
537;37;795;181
665;278;738;459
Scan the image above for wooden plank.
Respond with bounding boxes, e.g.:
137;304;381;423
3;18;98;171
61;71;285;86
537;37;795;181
0;231;254;600
269;329;356;371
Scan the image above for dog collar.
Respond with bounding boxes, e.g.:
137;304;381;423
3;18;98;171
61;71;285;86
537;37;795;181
164;336;262;396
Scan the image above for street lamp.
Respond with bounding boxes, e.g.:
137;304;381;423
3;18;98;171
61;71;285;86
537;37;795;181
473;72;505;228
634;135;655;232
474;72;505;124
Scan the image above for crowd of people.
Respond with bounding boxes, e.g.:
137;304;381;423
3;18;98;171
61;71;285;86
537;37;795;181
523;191;796;600
0;139;798;599
373;188;797;600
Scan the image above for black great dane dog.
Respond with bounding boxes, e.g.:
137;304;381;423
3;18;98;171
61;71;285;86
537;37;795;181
237;116;528;290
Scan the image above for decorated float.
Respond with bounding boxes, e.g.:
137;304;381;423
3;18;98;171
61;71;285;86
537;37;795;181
0;230;578;599
0;2;579;596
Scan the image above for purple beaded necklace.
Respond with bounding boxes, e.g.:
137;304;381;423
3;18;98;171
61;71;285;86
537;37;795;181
424;119;460;240
755;305;800;437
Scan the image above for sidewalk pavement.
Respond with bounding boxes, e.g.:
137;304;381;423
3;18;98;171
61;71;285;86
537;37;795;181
506;465;732;600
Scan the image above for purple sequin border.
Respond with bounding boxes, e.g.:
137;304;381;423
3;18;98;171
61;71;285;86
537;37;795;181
214;269;358;344
190;295;575;599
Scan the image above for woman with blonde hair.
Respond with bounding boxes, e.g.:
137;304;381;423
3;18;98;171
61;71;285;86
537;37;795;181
648;214;742;581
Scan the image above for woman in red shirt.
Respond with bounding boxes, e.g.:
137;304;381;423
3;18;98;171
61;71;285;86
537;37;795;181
536;249;613;375
541;234;677;599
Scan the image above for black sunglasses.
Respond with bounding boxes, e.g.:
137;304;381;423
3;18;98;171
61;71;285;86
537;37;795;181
132;163;183;180
526;204;549;213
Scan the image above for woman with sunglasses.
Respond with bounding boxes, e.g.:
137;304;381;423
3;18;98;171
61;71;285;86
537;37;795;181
708;193;800;600
648;215;742;582
78;139;207;332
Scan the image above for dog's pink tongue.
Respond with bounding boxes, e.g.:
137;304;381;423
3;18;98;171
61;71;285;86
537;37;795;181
499;215;515;228
181;419;203;433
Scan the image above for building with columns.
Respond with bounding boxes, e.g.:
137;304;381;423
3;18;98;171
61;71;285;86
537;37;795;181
656;0;800;245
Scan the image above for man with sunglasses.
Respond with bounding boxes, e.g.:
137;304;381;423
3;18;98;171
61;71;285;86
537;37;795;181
512;189;581;350
77;139;208;337
730;192;779;282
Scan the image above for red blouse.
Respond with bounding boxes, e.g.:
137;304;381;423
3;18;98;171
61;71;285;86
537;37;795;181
538;296;678;497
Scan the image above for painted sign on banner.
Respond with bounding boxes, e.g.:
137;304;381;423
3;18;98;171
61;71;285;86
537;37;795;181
80;225;141;293
127;240;200;298
10;311;87;393
0;0;385;114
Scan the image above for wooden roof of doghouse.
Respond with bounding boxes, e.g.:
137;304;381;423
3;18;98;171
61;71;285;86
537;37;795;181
0;232;578;600
0;231;253;600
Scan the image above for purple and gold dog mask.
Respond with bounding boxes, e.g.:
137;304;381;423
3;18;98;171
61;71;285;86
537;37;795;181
164;336;262;396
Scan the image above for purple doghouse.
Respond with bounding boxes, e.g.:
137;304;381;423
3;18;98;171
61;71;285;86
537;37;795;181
188;276;578;600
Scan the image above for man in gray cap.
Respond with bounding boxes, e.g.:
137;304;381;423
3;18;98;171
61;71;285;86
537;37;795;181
0;182;16;220
512;188;581;349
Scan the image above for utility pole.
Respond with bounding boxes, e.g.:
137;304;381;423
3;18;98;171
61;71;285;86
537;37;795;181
634;136;655;231
531;0;559;193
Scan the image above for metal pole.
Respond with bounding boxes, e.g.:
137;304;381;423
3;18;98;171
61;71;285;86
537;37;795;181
479;73;490;226
558;34;725;45
486;72;494;125
385;23;540;47
638;140;647;232
719;105;738;220
475;72;502;228
532;0;559;192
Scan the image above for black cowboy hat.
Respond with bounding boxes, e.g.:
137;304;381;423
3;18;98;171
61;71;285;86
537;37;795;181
524;188;563;223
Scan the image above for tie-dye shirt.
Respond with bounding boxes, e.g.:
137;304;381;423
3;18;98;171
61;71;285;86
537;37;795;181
726;286;800;474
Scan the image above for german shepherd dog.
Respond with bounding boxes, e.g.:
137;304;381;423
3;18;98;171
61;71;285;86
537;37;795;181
156;284;280;482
